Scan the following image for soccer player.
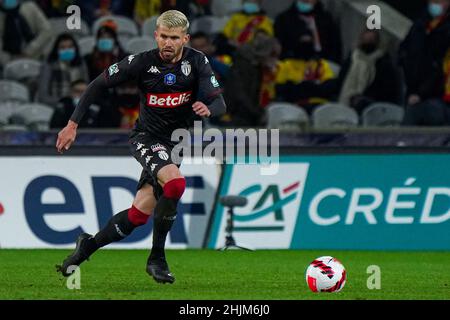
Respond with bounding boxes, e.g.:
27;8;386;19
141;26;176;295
55;10;226;284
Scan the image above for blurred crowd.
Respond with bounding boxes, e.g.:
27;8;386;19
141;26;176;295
0;0;449;130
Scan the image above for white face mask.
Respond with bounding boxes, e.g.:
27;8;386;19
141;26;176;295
428;2;445;17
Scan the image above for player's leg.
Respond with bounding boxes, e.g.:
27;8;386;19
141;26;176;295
57;183;157;277
146;164;185;284
94;182;156;247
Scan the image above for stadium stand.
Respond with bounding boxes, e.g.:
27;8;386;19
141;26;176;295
362;102;405;127
312;103;359;128
126;36;157;54
0;80;30;104
266;102;310;130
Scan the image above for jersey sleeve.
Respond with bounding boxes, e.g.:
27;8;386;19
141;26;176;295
102;53;143;87
196;53;223;105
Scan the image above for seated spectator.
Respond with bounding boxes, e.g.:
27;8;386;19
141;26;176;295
223;32;280;127
134;0;165;26
77;0;136;26
216;0;273;55
182;0;212;19
275;32;335;114
105;81;141;129
37;33;89;107
50;79;101;128
337;29;401;114
399;0;450;126
35;0;77;18
0;0;52;65
84;22;128;81
189;31;231;81
274;0;342;63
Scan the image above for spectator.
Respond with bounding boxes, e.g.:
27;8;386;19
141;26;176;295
0;0;52;66
189;31;231;81
275;31;335;114
182;0;212;19
50;79;101;128
274;0;342;63
224;32;280;127
37;33;89;107
399;0;450;126
35;0;77;18
76;0;136;26
106;81;141;129
134;0;166;26
84;22;128;81
216;0;273;55
337;29;401;114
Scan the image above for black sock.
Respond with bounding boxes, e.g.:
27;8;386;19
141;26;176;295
150;196;178;260
94;209;138;248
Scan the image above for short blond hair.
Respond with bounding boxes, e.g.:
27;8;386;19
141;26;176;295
156;10;190;32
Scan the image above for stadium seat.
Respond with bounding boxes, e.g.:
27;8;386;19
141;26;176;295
312;103;359;129
266;102;310;130
92;15;139;38
77;36;96;56
362;102;405;127
126;37;157;54
49;17;90;39
0;80;30;103
211;0;242;17
189;16;229;35
13;103;54;131
0;102;19;126
142;15;159;37
3;59;42;82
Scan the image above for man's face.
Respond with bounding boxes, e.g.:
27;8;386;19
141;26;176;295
71;83;87;100
155;26;190;62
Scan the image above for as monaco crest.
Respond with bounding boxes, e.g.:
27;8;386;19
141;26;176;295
181;60;191;77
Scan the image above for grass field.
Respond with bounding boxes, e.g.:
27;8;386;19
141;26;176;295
0;249;449;300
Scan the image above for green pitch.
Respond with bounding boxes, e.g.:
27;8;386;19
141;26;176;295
0;249;449;300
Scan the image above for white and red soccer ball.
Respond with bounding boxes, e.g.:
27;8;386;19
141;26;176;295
306;256;346;293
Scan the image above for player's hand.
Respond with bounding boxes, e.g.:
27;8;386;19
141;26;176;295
56;120;78;154
192;101;211;117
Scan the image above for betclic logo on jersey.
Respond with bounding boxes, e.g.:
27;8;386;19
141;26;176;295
146;91;192;108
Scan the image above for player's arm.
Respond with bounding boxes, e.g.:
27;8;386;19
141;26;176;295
56;55;140;153
192;55;227;118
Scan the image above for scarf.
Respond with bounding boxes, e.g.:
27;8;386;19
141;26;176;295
339;48;385;105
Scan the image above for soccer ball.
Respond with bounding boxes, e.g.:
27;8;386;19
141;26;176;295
306;256;346;293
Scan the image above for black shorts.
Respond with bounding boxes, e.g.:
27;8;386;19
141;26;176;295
128;130;180;199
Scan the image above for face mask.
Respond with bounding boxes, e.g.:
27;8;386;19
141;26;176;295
297;1;314;13
428;3;444;17
58;48;76;62
73;97;81;106
97;38;114;52
243;2;260;14
2;0;19;10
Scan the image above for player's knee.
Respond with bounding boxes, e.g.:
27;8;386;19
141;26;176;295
128;205;150;226
163;177;186;200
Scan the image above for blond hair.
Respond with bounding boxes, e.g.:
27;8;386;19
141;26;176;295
156;10;190;32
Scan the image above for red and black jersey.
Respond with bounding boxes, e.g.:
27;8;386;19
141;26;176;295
71;47;225;144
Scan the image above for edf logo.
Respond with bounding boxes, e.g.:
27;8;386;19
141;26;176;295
23;175;206;244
